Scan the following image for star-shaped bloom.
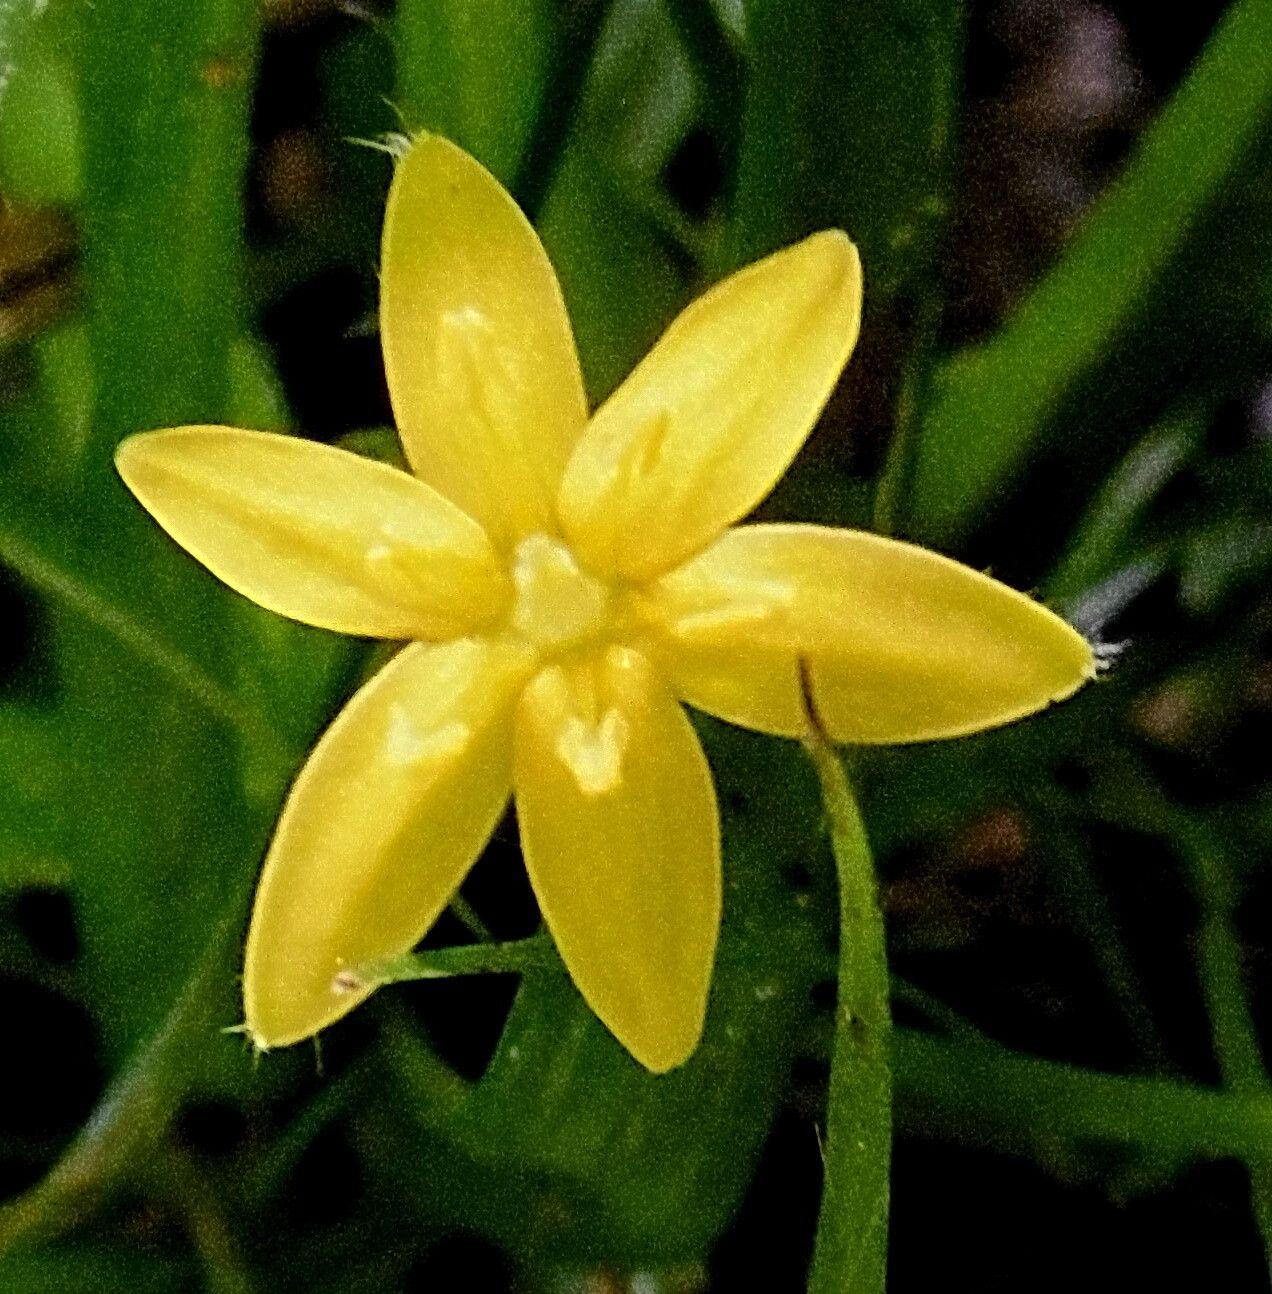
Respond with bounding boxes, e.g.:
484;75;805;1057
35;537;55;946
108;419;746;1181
115;135;1095;1072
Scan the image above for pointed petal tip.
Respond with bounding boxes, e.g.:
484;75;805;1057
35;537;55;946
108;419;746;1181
240;995;354;1054
113;427;162;484
243;943;381;1052
815;230;863;343
808;226;859;263
386;130;502;213
114;426;212;486
624;1013;707;1075
242;640;525;1053
1050;610;1101;684
242;1022;274;1056
799;228;862;290
389;129;426;161
387;127;441;180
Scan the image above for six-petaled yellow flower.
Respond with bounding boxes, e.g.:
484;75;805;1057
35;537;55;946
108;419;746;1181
115;135;1095;1073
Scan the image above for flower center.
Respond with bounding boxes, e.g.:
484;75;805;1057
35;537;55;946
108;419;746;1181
509;533;612;651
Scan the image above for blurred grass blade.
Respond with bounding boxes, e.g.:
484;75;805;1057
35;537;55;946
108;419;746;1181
0;0;347;1250
1180;518;1272;613
0;708;71;891
394;0;556;186
0;0;43;113
894;1030;1272;1163
1047;414;1201;603
724;0;960;544
726;0;961;296
0;520;286;752
0;904;246;1256
535;0;698;399
0;1247;190;1294
910;0;1272;542
74;4;259;482
665;0;745;152
1184;828;1272;1267
0;1;81;206
709;0;745;48
53;0;261;1061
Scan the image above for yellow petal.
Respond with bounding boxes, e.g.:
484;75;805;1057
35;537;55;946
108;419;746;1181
243;637;535;1047
380;133;588;549
644;524;1096;743
116;426;508;639
557;232;862;580
513;646;721;1072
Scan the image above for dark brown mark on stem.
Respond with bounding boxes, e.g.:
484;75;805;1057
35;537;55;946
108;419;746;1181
797;654;831;742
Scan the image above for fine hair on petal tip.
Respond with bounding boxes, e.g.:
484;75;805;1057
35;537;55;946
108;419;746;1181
222;1022;269;1065
1064;561;1156;676
1091;637;1131;676
344;131;414;161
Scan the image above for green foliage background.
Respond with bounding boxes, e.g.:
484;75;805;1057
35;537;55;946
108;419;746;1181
0;0;1270;1288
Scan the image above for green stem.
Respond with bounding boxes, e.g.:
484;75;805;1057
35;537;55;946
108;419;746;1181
1102;754;1272;1267
803;674;891;1294
350;933;559;990
889;976;986;1049
1181;826;1272;1277
159;1150;256;1294
447;893;496;943
893;1029;1272;1164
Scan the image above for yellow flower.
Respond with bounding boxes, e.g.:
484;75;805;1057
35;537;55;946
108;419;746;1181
115;134;1095;1073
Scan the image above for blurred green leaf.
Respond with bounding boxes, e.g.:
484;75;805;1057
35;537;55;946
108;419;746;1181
910;0;1272;541
707;0;745;48
894;1028;1272;1163
30;0;262;1063
0;909;247;1254
0;9;81;206
726;0;960;294
226;336;291;433
0;0;348;1252
0;708;70;891
1179;518;1272;613
0;1246;191;1294
1047;415;1200;603
538;0;698;400
319;23;398;258
395;0;556;185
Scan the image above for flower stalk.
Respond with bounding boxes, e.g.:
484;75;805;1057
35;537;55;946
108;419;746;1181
802;662;891;1294
340;933;559;992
